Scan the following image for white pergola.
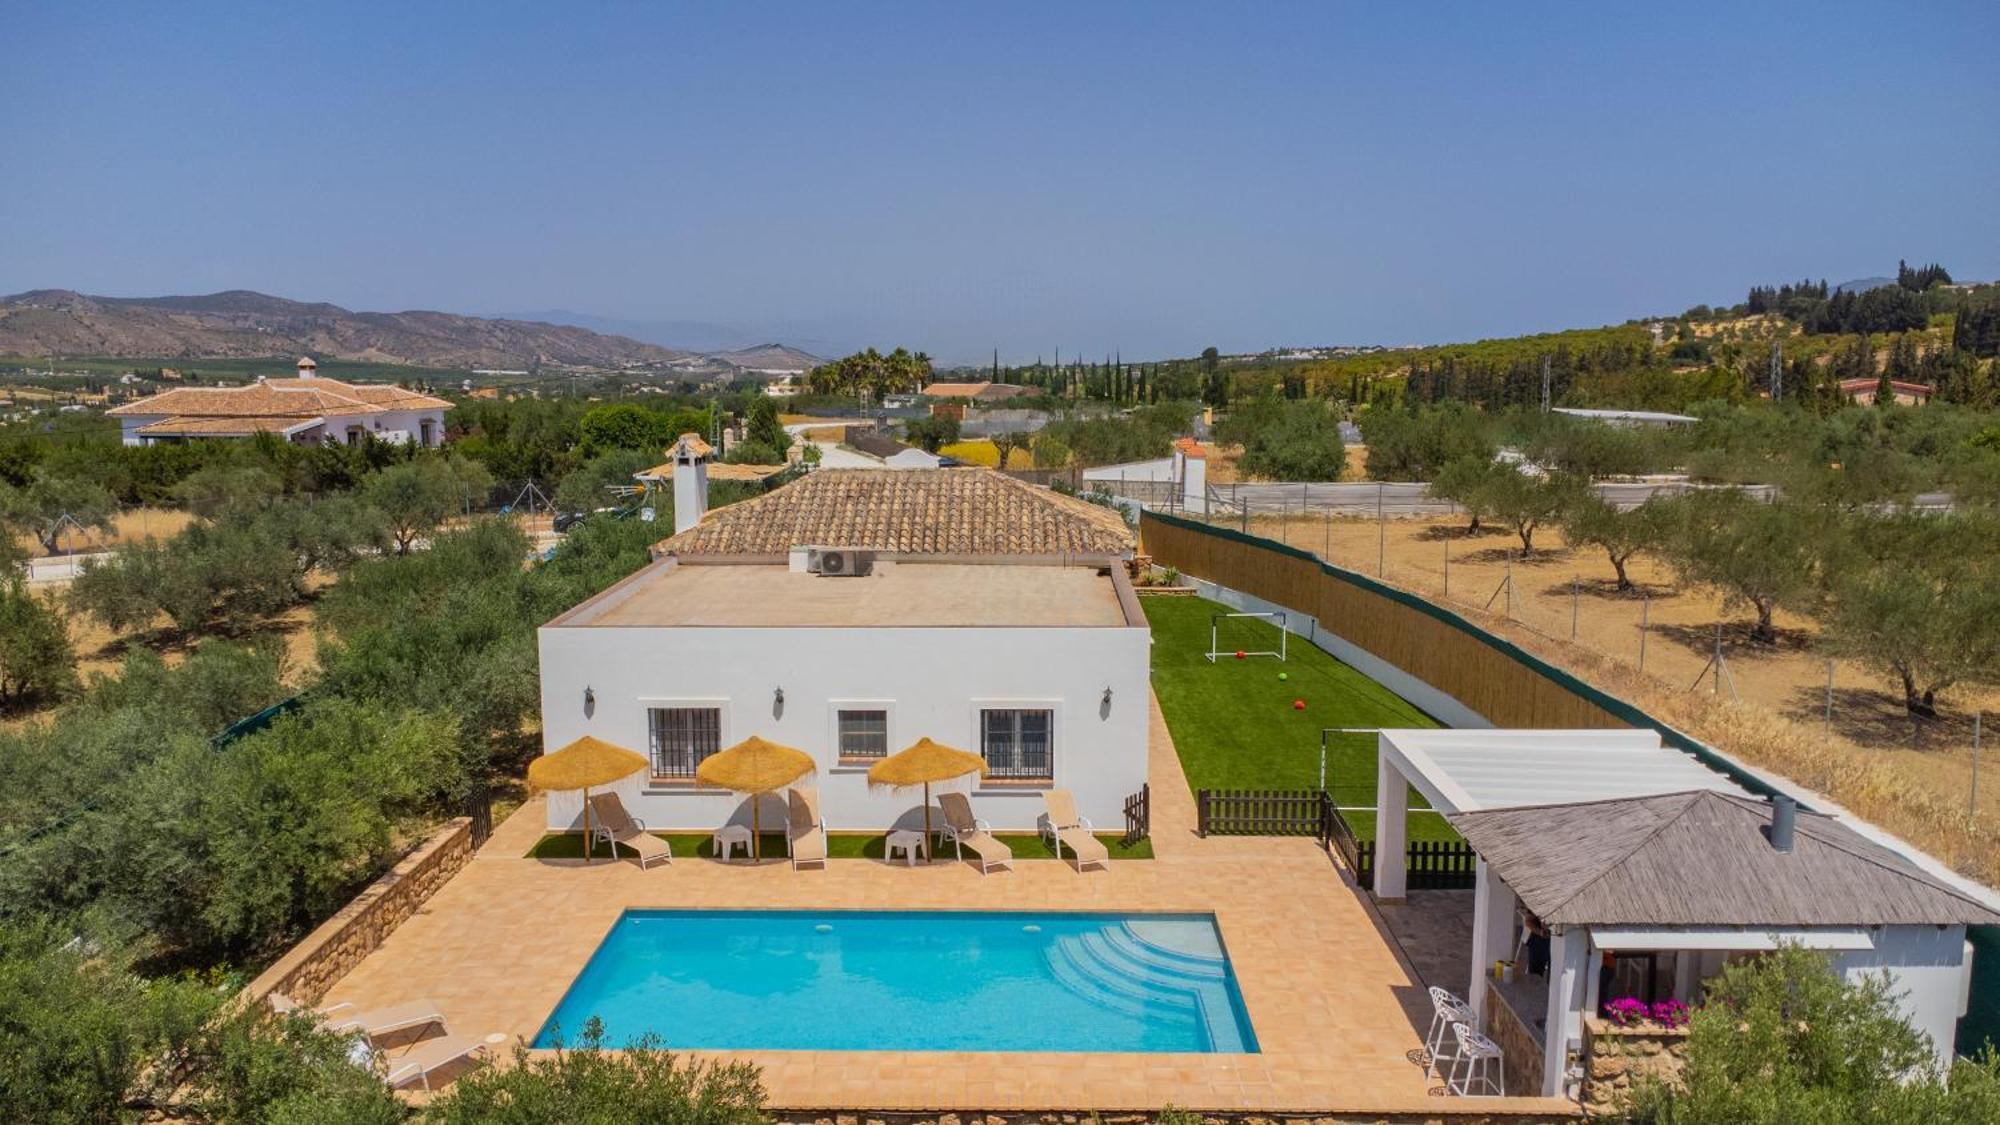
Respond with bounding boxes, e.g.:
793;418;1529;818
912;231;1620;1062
1373;729;1746;1096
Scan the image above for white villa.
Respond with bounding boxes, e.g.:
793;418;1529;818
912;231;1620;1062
537;456;1148;836
108;357;452;446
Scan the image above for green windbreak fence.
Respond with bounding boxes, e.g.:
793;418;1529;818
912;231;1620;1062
1138;508;2000;1056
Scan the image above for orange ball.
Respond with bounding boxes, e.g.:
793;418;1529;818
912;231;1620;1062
1235;650;1246;659
1293;699;1306;710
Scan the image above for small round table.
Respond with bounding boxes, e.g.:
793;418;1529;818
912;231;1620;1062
885;829;928;867
712;823;754;861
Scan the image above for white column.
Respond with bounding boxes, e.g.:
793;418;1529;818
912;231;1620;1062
1468;862;1518;1021
1373;743;1408;902
1543;927;1590;1098
1469;861;1492;1018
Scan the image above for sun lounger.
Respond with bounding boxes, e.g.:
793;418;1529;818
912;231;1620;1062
1040;789;1109;873
376;1033;496;1093
787;786;828;870
587;792;673;868
937;792;1013;874
268;993;447;1041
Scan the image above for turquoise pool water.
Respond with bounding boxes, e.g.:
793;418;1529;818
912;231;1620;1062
534;910;1258;1053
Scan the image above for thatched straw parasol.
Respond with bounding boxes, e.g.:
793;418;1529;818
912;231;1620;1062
696;736;816;860
527;736;649;862
867;737;988;850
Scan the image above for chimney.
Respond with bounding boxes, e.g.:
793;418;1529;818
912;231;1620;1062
671;433;710;535
1769;795;1797;854
296;356;318;380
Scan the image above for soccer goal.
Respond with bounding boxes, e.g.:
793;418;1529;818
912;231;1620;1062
1205;611;1289;663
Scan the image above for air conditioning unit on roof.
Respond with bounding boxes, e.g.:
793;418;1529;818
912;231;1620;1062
807;548;874;577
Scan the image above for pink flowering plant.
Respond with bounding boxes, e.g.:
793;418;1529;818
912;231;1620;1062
1602;996;1690;1028
1603;996;1652;1026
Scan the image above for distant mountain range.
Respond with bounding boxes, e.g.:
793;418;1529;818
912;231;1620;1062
0;289;826;371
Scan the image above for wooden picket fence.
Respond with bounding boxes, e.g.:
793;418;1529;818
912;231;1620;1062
1196;787;1477;891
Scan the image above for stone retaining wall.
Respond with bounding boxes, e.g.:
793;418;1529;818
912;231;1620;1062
243;817;474;1006
1482;980;1546;1098
1578;1017;1687;1117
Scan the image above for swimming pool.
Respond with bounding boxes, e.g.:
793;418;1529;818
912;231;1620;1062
534;910;1258;1053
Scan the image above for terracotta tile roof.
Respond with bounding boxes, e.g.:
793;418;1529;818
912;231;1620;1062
133;416;322;437
1173;437;1208;460
265;377;452;410
108;377;450;419
637;461;789;482
920;382;1031;400
920;382;992;398
654;468;1134;558
668;432;714;458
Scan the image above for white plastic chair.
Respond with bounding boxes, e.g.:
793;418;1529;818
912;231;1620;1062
1446;1023;1505;1097
1424;986;1476;1078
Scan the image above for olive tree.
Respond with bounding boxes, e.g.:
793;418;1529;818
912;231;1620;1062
1657;489;1822;643
0;474;119;556
365;456;493;554
1625;946;2000;1121
1559;494;1672;592
1823;511;2000;717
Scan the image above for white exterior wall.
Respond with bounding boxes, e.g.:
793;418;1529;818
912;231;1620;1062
1833;924;1971;1069
537;621;1151;836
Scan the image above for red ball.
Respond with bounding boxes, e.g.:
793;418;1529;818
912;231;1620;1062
1235;650;1247;660
1293;699;1306;710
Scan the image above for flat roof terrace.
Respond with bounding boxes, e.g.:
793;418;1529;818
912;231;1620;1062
554;560;1137;629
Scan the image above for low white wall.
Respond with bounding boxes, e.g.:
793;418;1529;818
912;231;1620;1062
1186;575;1492;729
538;622;1151;835
1835;924;1971;1070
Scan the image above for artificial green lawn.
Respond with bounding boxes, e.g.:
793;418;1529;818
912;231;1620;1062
526;831;1151;862
1142;595;1456;842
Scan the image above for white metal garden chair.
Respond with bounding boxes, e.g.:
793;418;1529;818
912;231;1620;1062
1446;1022;1505;1097
1424;986;1476;1078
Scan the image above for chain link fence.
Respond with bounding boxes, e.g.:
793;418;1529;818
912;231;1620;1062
1134;484;1997;833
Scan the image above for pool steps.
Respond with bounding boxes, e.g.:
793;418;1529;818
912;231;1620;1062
1044;923;1250;1052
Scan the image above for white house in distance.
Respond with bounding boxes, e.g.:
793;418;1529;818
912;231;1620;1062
1082;437;1210;513
537;463;1148;837
107;357;452;446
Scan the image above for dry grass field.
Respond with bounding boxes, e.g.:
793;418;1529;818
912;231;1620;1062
1227;509;2000;883
17;506;194;557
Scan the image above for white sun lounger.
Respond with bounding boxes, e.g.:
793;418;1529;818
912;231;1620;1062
937;792;1013;874
588;792;673;868
1040;789;1109;873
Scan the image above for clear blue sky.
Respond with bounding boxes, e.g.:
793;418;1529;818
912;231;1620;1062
3;2;1996;363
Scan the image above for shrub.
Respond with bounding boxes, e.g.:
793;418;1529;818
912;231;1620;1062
423;1017;767;1125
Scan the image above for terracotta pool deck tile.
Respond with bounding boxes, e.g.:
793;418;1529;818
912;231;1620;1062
323;693;1573;1116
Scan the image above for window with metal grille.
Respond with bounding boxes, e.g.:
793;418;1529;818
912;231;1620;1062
648;707;720;778
837;709;889;760
980;708;1053;780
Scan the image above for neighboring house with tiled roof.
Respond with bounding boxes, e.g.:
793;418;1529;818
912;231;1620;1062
841;426;943;469
919;381;1032;402
1839;377;1934;406
652;467;1133;560
107;357;452;446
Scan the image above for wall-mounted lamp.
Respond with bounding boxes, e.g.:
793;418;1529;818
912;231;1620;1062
774;687;785;706
583;686;595;709
1102;686;1114;707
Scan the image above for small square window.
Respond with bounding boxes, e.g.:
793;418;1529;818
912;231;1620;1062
837;709;889;760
